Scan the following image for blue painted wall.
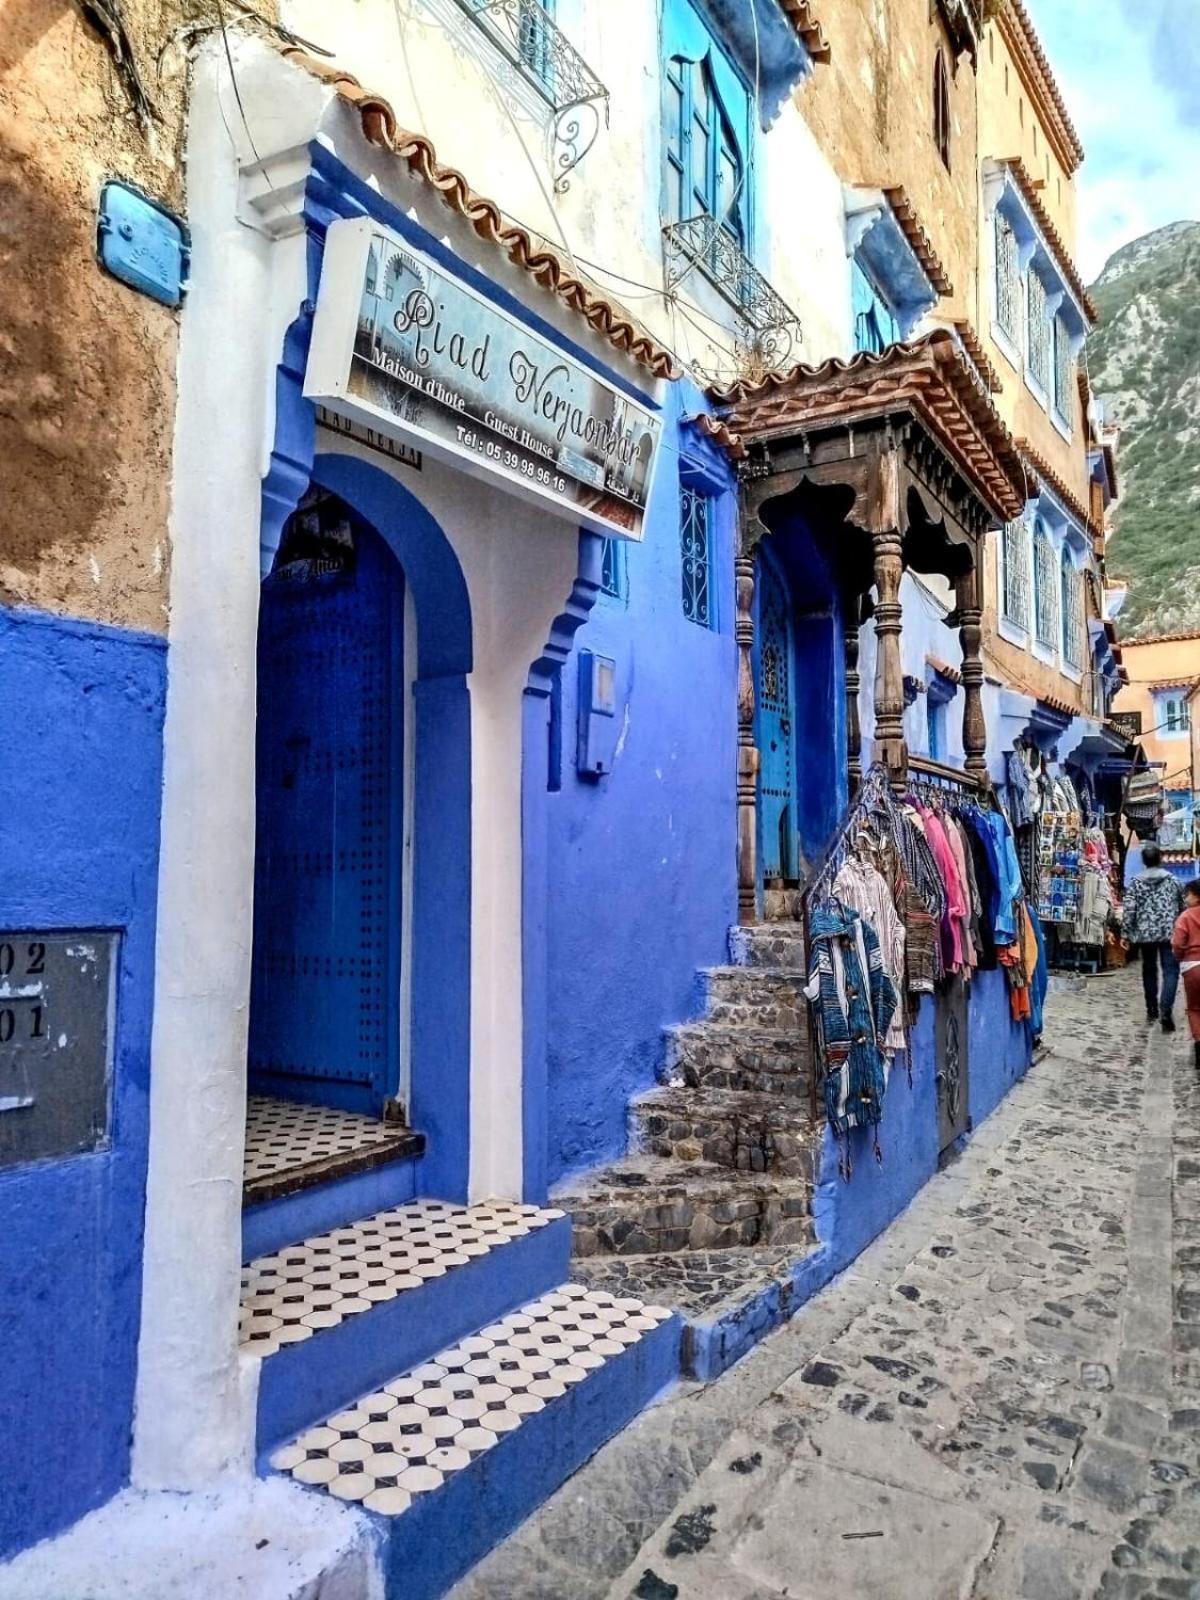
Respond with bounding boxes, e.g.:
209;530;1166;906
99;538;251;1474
967;967;1030;1127
0;605;165;1559
545;387;739;1184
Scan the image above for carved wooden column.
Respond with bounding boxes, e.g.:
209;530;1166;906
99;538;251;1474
955;561;989;782
843;601;862;795
735;491;765;924
871;526;908;784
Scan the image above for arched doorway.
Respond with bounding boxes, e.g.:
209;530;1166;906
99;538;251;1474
248;490;405;1117
754;544;799;884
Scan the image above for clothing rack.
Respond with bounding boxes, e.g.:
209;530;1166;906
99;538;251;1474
804;763;902;906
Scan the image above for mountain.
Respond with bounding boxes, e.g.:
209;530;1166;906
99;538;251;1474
1087;220;1200;638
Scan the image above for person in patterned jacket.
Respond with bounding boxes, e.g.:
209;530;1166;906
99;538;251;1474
1122;844;1185;1031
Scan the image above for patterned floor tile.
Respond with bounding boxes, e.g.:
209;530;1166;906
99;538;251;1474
239;1200;564;1357
268;1283;673;1515
244;1096;406;1184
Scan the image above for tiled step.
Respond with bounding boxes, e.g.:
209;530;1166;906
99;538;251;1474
241;1200;570;1454
268;1282;681;1600
729;921;807;970
631;1085;820;1177
242;1097;426;1259
573;1242;827;1381
553;1153;812;1257
701;965;807;1029
664;1021;811;1097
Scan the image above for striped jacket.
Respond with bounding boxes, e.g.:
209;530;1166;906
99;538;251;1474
804;900;899;1135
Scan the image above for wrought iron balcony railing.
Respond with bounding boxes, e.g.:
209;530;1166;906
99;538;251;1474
662;214;803;378
451;0;608;191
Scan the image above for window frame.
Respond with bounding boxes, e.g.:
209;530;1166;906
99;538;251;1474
1060;550;1083;671
1032;518;1059;650
994;208;1021;345
680;479;716;630
664;49;748;247
1052;313;1073;426
598;536;627;603
1026;266;1052;393
1000;518;1031;633
933;48;951;172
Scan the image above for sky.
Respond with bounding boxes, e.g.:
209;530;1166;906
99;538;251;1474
1023;0;1200;282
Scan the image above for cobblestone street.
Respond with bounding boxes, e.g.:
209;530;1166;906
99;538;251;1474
452;968;1200;1600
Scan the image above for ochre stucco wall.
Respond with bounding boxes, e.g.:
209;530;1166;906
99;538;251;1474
0;1;274;635
796;0;979;325
1114;636;1200;784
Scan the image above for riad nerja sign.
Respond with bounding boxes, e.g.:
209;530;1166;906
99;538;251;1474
305;218;662;540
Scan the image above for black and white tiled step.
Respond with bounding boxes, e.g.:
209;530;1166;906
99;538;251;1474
242;1095;426;1259
553;1152;813;1257
268;1282;681;1600
241;1199;571;1454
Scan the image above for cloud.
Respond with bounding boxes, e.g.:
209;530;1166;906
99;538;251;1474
1023;0;1200;279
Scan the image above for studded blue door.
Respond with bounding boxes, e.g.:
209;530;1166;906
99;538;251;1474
754;548;799;882
249;507;404;1115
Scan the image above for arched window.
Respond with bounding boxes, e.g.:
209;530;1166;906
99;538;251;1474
934;50;951;171
665;53;747;245
1060;550;1083;668
1032;519;1058;647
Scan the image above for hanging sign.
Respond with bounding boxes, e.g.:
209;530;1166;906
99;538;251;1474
304;218;661;541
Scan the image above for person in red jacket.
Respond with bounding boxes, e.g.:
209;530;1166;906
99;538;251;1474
1171;879;1200;1070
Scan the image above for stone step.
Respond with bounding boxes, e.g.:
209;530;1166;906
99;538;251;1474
631;1085;820;1178
701;965;808;1029
729;922;807;970
553;1154;812;1258
663;1022;811;1099
267;1282;681;1600
240;1199;571;1454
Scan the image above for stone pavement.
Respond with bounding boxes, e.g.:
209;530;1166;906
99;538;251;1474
449;967;1200;1600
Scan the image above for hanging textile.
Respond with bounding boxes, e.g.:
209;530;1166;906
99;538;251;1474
804;900;898;1138
832;856;907;1055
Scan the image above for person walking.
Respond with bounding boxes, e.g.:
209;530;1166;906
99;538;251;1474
1123;843;1185;1031
1172;879;1200;1069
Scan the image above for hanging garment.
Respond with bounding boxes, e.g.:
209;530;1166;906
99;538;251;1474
1005;749;1035;828
945;816;981;972
982;808;1023;946
804;900;899;1136
833;856;907;1055
1024;903;1048;1039
960;812;1000;968
919;807;968;974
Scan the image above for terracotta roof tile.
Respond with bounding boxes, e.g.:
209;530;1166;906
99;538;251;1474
689;412;746;460
926;655;963;684
997;157;1097;323
880;186;953;297
279;47;679;381
1122;629;1200;648
1016;438;1104;540
710;330;1026;523
997;0;1086;174
953;319;1003;393
778;0;831;62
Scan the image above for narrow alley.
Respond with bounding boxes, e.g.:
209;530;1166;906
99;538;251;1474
453;969;1200;1600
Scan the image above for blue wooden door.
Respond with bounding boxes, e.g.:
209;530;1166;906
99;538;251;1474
249;506;404;1115
754;548;799;881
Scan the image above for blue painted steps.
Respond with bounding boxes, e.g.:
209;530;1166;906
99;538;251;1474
241;1200;572;1455
267;1281;681;1600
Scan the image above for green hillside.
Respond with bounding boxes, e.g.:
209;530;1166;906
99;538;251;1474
1087;220;1200;637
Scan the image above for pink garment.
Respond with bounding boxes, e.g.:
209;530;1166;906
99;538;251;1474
918;807;966;972
942;816;977;972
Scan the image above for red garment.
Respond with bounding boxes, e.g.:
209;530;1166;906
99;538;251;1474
1171;905;1200;965
919;808;967;973
1183;966;1200;1044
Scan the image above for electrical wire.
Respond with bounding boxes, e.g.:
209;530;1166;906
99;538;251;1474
213;0;262;164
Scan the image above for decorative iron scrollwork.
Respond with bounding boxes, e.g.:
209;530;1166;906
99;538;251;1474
454;0;609;191
662;215;803;386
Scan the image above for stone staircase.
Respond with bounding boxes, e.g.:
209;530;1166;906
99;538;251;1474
554;922;826;1378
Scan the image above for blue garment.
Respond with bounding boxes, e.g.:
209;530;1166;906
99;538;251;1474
1028;905;1048;1039
963;809;1001;944
805;899;899;1136
1005;750;1035;828
982;810;1023;946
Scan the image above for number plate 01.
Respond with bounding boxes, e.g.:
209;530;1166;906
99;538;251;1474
0;931;117;1168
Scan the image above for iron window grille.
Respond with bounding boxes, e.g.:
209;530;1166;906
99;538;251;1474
1027;269;1052;391
451;0;608;191
1001;519;1031;630
663;215;803;379
994;210;1020;342
1052;315;1073;422
1033;522;1058;648
1061;558;1083;668
680;482;714;628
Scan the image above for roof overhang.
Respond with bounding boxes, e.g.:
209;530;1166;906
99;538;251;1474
712;331;1025;534
844;185;953;323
